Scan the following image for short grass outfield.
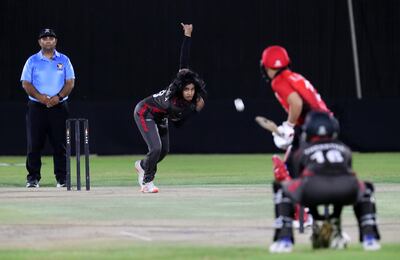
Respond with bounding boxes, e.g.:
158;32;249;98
0;153;399;259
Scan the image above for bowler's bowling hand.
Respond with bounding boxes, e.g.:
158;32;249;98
181;23;193;37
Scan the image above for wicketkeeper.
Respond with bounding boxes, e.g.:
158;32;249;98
269;112;381;253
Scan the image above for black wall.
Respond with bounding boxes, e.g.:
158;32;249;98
1;99;399;155
1;0;399;154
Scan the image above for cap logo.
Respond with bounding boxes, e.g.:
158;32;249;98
318;126;327;135
274;60;282;67
45;29;50;33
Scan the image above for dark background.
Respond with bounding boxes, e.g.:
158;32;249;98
1;0;399;155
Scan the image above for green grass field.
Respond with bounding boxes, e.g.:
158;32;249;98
1;153;399;187
0;153;399;259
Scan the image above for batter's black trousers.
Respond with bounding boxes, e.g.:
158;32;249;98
26;100;69;184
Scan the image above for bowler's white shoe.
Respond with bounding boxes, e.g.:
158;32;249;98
56;182;66;188
135;160;144;188
141;181;159;193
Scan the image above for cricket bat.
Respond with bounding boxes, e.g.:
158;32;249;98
255;116;279;134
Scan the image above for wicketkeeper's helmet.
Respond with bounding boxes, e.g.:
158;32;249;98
302;111;339;141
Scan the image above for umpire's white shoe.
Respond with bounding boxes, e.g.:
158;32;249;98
141;181;159;193
26;181;39;188
269;237;293;253
135;160;144;188
363;235;381;251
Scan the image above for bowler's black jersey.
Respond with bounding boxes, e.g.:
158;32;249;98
139;35;196;123
142;89;196;122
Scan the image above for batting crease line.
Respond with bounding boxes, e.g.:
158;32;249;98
120;231;153;241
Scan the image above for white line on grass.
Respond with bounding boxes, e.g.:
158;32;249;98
120;231;153;241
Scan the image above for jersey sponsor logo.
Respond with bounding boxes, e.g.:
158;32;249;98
57;63;63;70
303;143;347;155
153;90;166;98
288;74;304;82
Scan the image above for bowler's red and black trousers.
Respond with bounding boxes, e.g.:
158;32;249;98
134;101;169;183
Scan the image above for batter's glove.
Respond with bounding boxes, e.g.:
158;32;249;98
272;121;295;150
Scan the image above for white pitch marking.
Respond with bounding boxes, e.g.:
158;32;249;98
0;163;25;167
120;231;153;241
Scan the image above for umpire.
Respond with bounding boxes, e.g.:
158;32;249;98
20;28;75;188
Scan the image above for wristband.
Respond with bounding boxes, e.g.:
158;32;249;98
57;93;64;101
284;121;295;128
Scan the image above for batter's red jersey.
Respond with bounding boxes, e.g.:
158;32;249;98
271;69;330;125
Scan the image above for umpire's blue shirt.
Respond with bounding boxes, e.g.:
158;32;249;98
20;50;75;102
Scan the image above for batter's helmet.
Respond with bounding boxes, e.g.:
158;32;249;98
261;45;290;69
302;111;339;141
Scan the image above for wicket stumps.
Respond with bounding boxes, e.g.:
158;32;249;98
66;118;90;191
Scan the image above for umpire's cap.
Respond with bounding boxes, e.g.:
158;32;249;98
302;111;339;141
38;28;57;39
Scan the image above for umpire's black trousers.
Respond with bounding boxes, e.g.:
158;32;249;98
26;100;69;183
